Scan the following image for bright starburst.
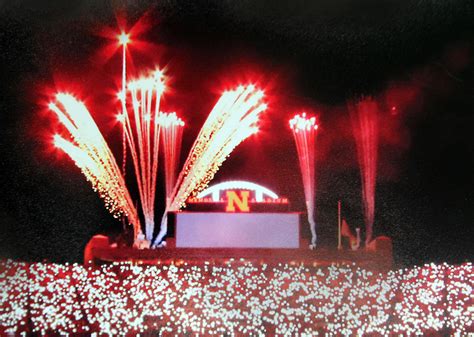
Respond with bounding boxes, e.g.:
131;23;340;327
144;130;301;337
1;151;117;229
118;32;130;46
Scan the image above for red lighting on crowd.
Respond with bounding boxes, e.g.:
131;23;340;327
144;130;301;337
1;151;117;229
1;260;472;335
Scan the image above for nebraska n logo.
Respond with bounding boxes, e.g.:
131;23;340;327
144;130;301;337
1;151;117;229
225;190;250;212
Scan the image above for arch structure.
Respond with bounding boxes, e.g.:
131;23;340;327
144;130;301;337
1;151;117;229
197;180;279;202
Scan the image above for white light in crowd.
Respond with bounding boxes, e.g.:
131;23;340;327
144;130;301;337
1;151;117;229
0;260;472;335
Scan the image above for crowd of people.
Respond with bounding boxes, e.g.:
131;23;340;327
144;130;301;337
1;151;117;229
1;260;472;335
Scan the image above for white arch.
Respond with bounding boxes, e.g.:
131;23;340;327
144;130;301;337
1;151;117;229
197;180;279;202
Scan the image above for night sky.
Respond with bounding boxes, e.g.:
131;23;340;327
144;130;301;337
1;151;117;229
0;0;472;267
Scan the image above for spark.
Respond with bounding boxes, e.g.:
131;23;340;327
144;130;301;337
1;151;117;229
48;94;141;241
348;98;379;245
290;113;319;248
154;85;267;245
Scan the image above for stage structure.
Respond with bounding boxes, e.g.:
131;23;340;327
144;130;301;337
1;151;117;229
175;180;299;248
189;180;289;211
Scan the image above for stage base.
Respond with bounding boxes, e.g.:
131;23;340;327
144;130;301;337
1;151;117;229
175;212;300;248
85;236;393;272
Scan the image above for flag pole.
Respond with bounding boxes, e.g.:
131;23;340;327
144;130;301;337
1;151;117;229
338;200;342;250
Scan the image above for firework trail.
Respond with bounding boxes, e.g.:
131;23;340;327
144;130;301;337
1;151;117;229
348;98;379;245
154;85;267;245
118;70;165;241
290;113;318;248
118;32;130;176
49;94;141;241
156;112;185;208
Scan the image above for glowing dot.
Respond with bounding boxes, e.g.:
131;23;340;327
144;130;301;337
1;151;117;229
118;32;130;46
116;113;125;123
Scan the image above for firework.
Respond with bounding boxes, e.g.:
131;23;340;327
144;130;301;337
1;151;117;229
289;113;318;248
49;94;141;241
118;70;165;241
156;112;185;207
154;85;267;245
118;32;130;176
48;26;268;248
348;98;379;245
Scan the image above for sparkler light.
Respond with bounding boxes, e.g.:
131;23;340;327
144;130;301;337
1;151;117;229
348;98;379;245
154;85;267;245
49;94;141;242
156;112;185;207
119;70;165;242
290;113;318;248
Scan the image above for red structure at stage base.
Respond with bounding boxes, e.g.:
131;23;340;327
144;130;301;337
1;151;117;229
84;235;393;271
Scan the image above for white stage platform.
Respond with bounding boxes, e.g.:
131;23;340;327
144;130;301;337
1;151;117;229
175;212;300;248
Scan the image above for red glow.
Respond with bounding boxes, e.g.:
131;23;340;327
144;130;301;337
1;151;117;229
349;98;379;244
2;260;471;334
390;105;398;116
92;11;161;73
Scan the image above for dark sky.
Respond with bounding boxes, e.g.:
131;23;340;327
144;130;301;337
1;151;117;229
0;0;472;266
